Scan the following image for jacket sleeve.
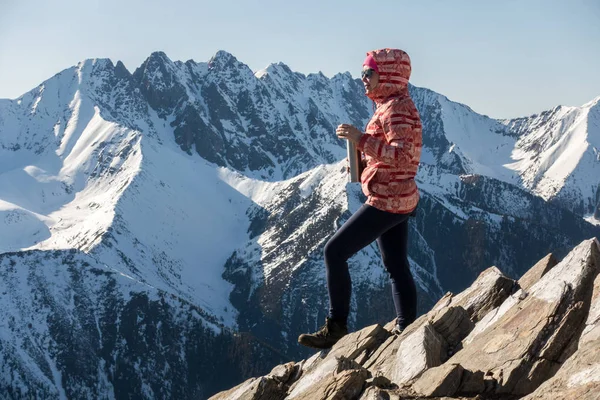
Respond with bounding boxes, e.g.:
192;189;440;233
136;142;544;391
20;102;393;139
356;106;420;167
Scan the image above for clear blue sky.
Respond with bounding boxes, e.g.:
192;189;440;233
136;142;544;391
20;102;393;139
1;0;599;118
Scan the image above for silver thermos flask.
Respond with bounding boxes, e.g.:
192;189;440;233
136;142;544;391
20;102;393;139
347;140;362;183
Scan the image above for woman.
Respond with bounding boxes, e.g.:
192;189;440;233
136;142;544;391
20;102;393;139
298;48;422;349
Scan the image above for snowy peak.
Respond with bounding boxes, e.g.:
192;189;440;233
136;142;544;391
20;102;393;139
133;51;182;88
306;70;329;83
114;60;132;79
255;62;306;97
586;95;600;141
137;50;175;74
133;51;181;92
581;95;600;109
206;51;259;95
208;50;250;75
77;57;115;73
331;71;354;82
499;95;600;215
257;62;297;77
132;51;186;118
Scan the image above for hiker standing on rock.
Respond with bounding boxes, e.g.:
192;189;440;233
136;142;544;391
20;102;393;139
298;48;423;349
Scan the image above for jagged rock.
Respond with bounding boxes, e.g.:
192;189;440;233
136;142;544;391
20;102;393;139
207;376;286;400
581;272;600;344
287;365;368;400
297;350;326;374
358;386;385;400
363;331;402;372
522;258;600;400
412;363;464;397
430;306;474;349
458;369;487;394
284;351;328;388
355;349;370;365
538;301;586;361
326;324;389;363
286;356;364;399
366;267;509;380
392;322;445;385
233;353;324;399
288;324;388;392
521;338;600;400
509;300;588;395
364;375;393;389
359;386;401;399
433;266;516;322
518;253;558;292
268;362;298;384
360;388;482;400
462;289;525;346
445;238;600;397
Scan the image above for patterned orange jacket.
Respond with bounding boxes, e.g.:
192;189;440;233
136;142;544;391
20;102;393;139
357;48;422;214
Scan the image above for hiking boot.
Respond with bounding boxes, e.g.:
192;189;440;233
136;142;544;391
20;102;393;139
391;323;404;336
391;317;410;336
298;317;348;349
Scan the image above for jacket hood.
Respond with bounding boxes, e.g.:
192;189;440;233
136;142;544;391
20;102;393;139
365;48;411;102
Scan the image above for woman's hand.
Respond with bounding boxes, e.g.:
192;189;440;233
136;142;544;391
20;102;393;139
336;124;363;144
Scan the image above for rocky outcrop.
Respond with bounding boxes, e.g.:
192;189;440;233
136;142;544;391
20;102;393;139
521;270;600;400
210;238;600;400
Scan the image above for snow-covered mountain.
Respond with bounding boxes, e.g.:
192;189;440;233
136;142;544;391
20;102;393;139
503;96;600;218
409;87;600;221
0;50;598;398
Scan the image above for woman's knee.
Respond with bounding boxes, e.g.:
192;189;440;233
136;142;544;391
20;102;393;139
382;256;411;277
381;250;404;268
324;239;338;262
324;237;347;264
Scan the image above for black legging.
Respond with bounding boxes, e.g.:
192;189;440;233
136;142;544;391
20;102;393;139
324;204;417;329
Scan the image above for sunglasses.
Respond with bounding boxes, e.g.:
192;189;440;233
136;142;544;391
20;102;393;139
361;68;376;79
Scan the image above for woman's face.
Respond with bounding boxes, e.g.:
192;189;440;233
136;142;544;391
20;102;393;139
361;66;380;94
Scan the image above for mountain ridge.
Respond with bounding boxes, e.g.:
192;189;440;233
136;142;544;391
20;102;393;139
0;50;598;398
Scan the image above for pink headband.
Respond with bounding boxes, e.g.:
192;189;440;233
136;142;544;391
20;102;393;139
363;54;379;72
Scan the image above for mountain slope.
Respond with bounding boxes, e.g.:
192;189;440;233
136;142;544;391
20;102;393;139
503;96;600;217
0;249;283;399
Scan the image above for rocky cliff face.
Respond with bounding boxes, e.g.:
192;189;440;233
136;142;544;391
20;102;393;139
211;238;600;400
